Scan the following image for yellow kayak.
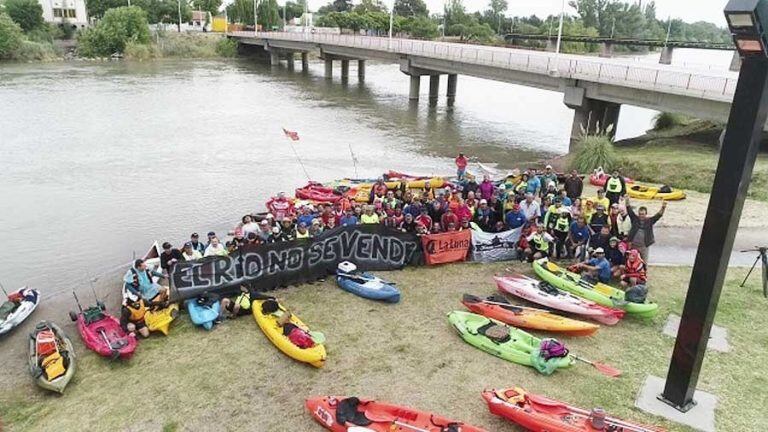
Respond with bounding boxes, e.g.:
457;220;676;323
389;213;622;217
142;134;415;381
252;299;326;368
145;303;179;336
627;184;686;201
406;177;445;189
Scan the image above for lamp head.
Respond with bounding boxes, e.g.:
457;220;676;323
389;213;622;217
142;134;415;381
726;0;768;56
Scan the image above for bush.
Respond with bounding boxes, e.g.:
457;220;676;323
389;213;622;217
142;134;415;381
0;12;24;59
4;0;44;32
124;40;156;60
78;6;150;57
215;37;238;57
402;16;438;39
570;127;617;173
11;38;56;60
26;23;57;43
652;112;688;131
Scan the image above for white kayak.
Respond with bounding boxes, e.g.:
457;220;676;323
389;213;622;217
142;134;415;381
494;275;624;326
0;287;41;336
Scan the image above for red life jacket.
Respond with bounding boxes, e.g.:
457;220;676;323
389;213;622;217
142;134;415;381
287;328;315;349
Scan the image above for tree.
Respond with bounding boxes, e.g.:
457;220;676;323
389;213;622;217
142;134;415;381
354;0;384;14
444;0;468;28
394;0;428;18
317;0;351;14
225;0;254;24
5;0;44;32
85;0;128;20
78;6;150;56
0;12;24;59
191;0;222;16
402;15;437;38
257;0;280;29
280;1;306;22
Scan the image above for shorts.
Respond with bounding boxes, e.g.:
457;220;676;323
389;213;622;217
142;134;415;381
125;320;146;331
225;300;251;316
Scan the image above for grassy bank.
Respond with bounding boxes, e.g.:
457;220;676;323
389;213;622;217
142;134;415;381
123;32;237;61
614;120;768;201
1;262;765;431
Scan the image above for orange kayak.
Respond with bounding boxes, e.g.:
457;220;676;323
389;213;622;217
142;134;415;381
462;294;599;337
482;388;665;432
306;396;487;432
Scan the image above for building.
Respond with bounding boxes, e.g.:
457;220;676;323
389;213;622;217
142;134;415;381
190;10;211;32
39;0;88;29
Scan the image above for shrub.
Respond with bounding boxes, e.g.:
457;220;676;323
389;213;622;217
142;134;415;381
26;23;57;43
215;37;238;57
11;38;56;60
78;6;150;57
652;112;687;131
4;0;44;32
0;12;24;59
570;127;617;173
124;40;156;60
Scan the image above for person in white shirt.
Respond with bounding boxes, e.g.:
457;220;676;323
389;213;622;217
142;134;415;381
241;214;259;237
204;236;229;257
182;242;203;261
518;193;540;224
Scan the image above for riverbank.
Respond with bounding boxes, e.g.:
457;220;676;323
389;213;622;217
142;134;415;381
0;262;764;431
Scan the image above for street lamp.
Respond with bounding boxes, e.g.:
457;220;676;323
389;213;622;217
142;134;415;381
659;0;768;412
388;0;394;50
554;0;565;54
254;0;258;35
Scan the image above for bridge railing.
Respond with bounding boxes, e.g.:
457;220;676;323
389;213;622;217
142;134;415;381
233;31;737;102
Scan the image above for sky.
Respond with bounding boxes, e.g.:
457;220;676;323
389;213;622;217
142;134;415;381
297;0;730;27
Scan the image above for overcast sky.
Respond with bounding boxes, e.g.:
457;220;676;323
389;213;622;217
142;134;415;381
298;0;730;27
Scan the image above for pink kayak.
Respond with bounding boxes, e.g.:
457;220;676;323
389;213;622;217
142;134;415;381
494;275;624;326
589;172;634;188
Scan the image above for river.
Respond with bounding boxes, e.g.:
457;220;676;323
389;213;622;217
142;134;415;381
0;48;735;299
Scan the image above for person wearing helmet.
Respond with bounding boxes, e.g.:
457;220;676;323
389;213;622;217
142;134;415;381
120;291;150;338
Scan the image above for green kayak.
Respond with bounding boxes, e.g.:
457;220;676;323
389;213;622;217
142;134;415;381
533;258;659;318
447;310;574;375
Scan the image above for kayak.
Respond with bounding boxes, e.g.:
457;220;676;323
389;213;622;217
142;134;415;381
336;273;400;303
588;171;633;187
306;395;488;432
345;185;372;203
461;294;599;337
627;183;686;201
70;302;137;360
252;298;326;368
447;310;574;374
296;182;343;203
185;298;220;330
482;387;665;432
533;259;659;318
494;275;624;325
144;303;179;335
28;321;76;394
0;287;40;336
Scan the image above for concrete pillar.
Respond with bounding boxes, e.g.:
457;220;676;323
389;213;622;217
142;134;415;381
546;38;557;52
729;50;742;72
340;60;350;80
446;74;457;106
599;41;614;58
429;75;440;105
409;75;421;101
286;52;295;69
357;60;365;80
270;50;280;66
324;58;333;79
564;86;621;151
301;52;309;71
659;46;674;65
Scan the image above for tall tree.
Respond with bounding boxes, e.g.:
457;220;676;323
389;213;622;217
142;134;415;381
393;0;428;18
444;0;467;27
4;0;44;32
257;0;280;29
354;0;385;14
191;0;222;16
487;0;507;33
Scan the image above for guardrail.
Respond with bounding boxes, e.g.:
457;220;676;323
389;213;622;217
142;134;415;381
230;31;738;102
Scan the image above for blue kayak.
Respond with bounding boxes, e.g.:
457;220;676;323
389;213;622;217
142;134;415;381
336;272;400;303
185;299;221;330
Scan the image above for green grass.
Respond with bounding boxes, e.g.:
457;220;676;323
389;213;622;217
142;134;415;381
1;262;766;431
615;121;768;201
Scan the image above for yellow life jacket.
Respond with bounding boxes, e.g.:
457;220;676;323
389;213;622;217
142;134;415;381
296;230;310;239
606;177;622;193
42;352;66;381
555;215;570;232
531;234;550;252
515;181;528;193
235;292;251;311
126;300;147;322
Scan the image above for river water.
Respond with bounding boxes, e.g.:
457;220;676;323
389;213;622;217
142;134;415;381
0;48;734;299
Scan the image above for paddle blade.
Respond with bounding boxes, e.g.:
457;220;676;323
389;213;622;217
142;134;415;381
593;361;622;378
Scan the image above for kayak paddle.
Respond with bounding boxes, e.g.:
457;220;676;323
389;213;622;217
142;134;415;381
570;353;622;378
363;410;429;432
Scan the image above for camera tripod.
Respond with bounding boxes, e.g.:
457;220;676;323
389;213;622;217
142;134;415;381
740;247;768;298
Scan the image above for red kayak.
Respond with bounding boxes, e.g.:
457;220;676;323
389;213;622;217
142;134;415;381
385;170;432;180
69;302;137;360
306;396;487;432
589;171;634;188
482;387;664;432
296;182;342;203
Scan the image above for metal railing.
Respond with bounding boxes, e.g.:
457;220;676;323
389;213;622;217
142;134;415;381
230;31;737;102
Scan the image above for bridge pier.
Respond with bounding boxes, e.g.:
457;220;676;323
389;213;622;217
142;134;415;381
729;51;741;72
409;75;421;100
599;41;614;58
447;74;457;106
358;60;366;81
564;86;620;151
659;46;674;65
324;58;333;79
270;50;280;67
301;52;309;71
286;52;295;69
341;60;350;81
429;75;440;105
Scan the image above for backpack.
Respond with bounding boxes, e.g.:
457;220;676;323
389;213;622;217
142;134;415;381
539;339;569;360
287;327;315;349
659;185;672;194
625;284;648;303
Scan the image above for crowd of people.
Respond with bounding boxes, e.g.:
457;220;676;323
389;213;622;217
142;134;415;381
116;155;667;336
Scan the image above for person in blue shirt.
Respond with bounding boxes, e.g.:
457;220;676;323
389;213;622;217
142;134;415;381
122;259;168;304
339;207;359;226
505;203;527;230
566;216;591;260
558;190;572;207
576;248;612;283
296;206;316;227
525;170;541;196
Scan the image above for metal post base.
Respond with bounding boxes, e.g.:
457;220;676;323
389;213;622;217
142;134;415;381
657;394;697;413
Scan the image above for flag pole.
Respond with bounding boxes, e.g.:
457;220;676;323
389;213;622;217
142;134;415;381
348;143;358;178
283;128;311;181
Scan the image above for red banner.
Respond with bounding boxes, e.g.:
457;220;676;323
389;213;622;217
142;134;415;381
421;230;471;265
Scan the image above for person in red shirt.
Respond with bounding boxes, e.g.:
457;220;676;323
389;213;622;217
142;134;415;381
454;197;473;223
266;192;295;220
455;153;469;180
440;208;459;232
415;207;433;230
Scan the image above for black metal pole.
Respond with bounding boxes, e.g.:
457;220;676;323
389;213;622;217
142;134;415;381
660;54;768;410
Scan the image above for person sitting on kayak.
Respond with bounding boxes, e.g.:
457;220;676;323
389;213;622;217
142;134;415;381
574;248;612;283
261;299;316;349
182;242;202;261
122;259;169;306
524;223;554;262
620;249;647;287
266;192;295;221
603;170;627;205
220;285;252;319
120;291;150;339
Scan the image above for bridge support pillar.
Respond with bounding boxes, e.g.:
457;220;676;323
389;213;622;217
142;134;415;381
358;60;366;81
729;51;742;72
341;59;350;80
447;74;457;106
599;41;614;58
564;86;620;151
659;46;674;65
286;52;295;69
409;75;421;100
302;52;309;71
546;38;557;52
270;50;280;66
429;75;440;105
324;58;333;79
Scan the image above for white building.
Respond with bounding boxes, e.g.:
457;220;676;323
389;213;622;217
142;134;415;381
39;0;89;29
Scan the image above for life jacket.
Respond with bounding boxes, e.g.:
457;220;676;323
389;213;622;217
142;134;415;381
42;351;66;381
554;215;570;232
624;258;647;280
130;267;153;288
235;292;251;311
287;327;315;349
514;181;527;193
606;177;623;193
126;299;148;322
531;234;550;252
296;229;310;239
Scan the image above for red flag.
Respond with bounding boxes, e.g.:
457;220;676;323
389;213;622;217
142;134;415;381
283;128;299;141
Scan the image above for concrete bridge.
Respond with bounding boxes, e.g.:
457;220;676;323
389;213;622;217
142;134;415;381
229;31;743;146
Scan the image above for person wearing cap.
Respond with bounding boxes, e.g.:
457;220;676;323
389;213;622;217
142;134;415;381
566;216;591;260
519;193;540;224
524;223;554;262
625;197;666;263
122;259;168;305
620;249;647;287
220;285;253;320
206;231;216;247
564;169;583;200
361;205;380;225
576;248;612;283
295;222;311;239
415;221;428;236
159;242;183;273
182;242;203;261
603;170;627;205
296;206;315;227
189;233;205;255
256;220;273;242
266;192;295;221
204;236;228;257
539;165;558;196
120;290;151;339
274;217;296;242
543;180;558;199
455;152;469;180
542;197;564;230
245;232;260;246
589;204;610;233
551;207;572;258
